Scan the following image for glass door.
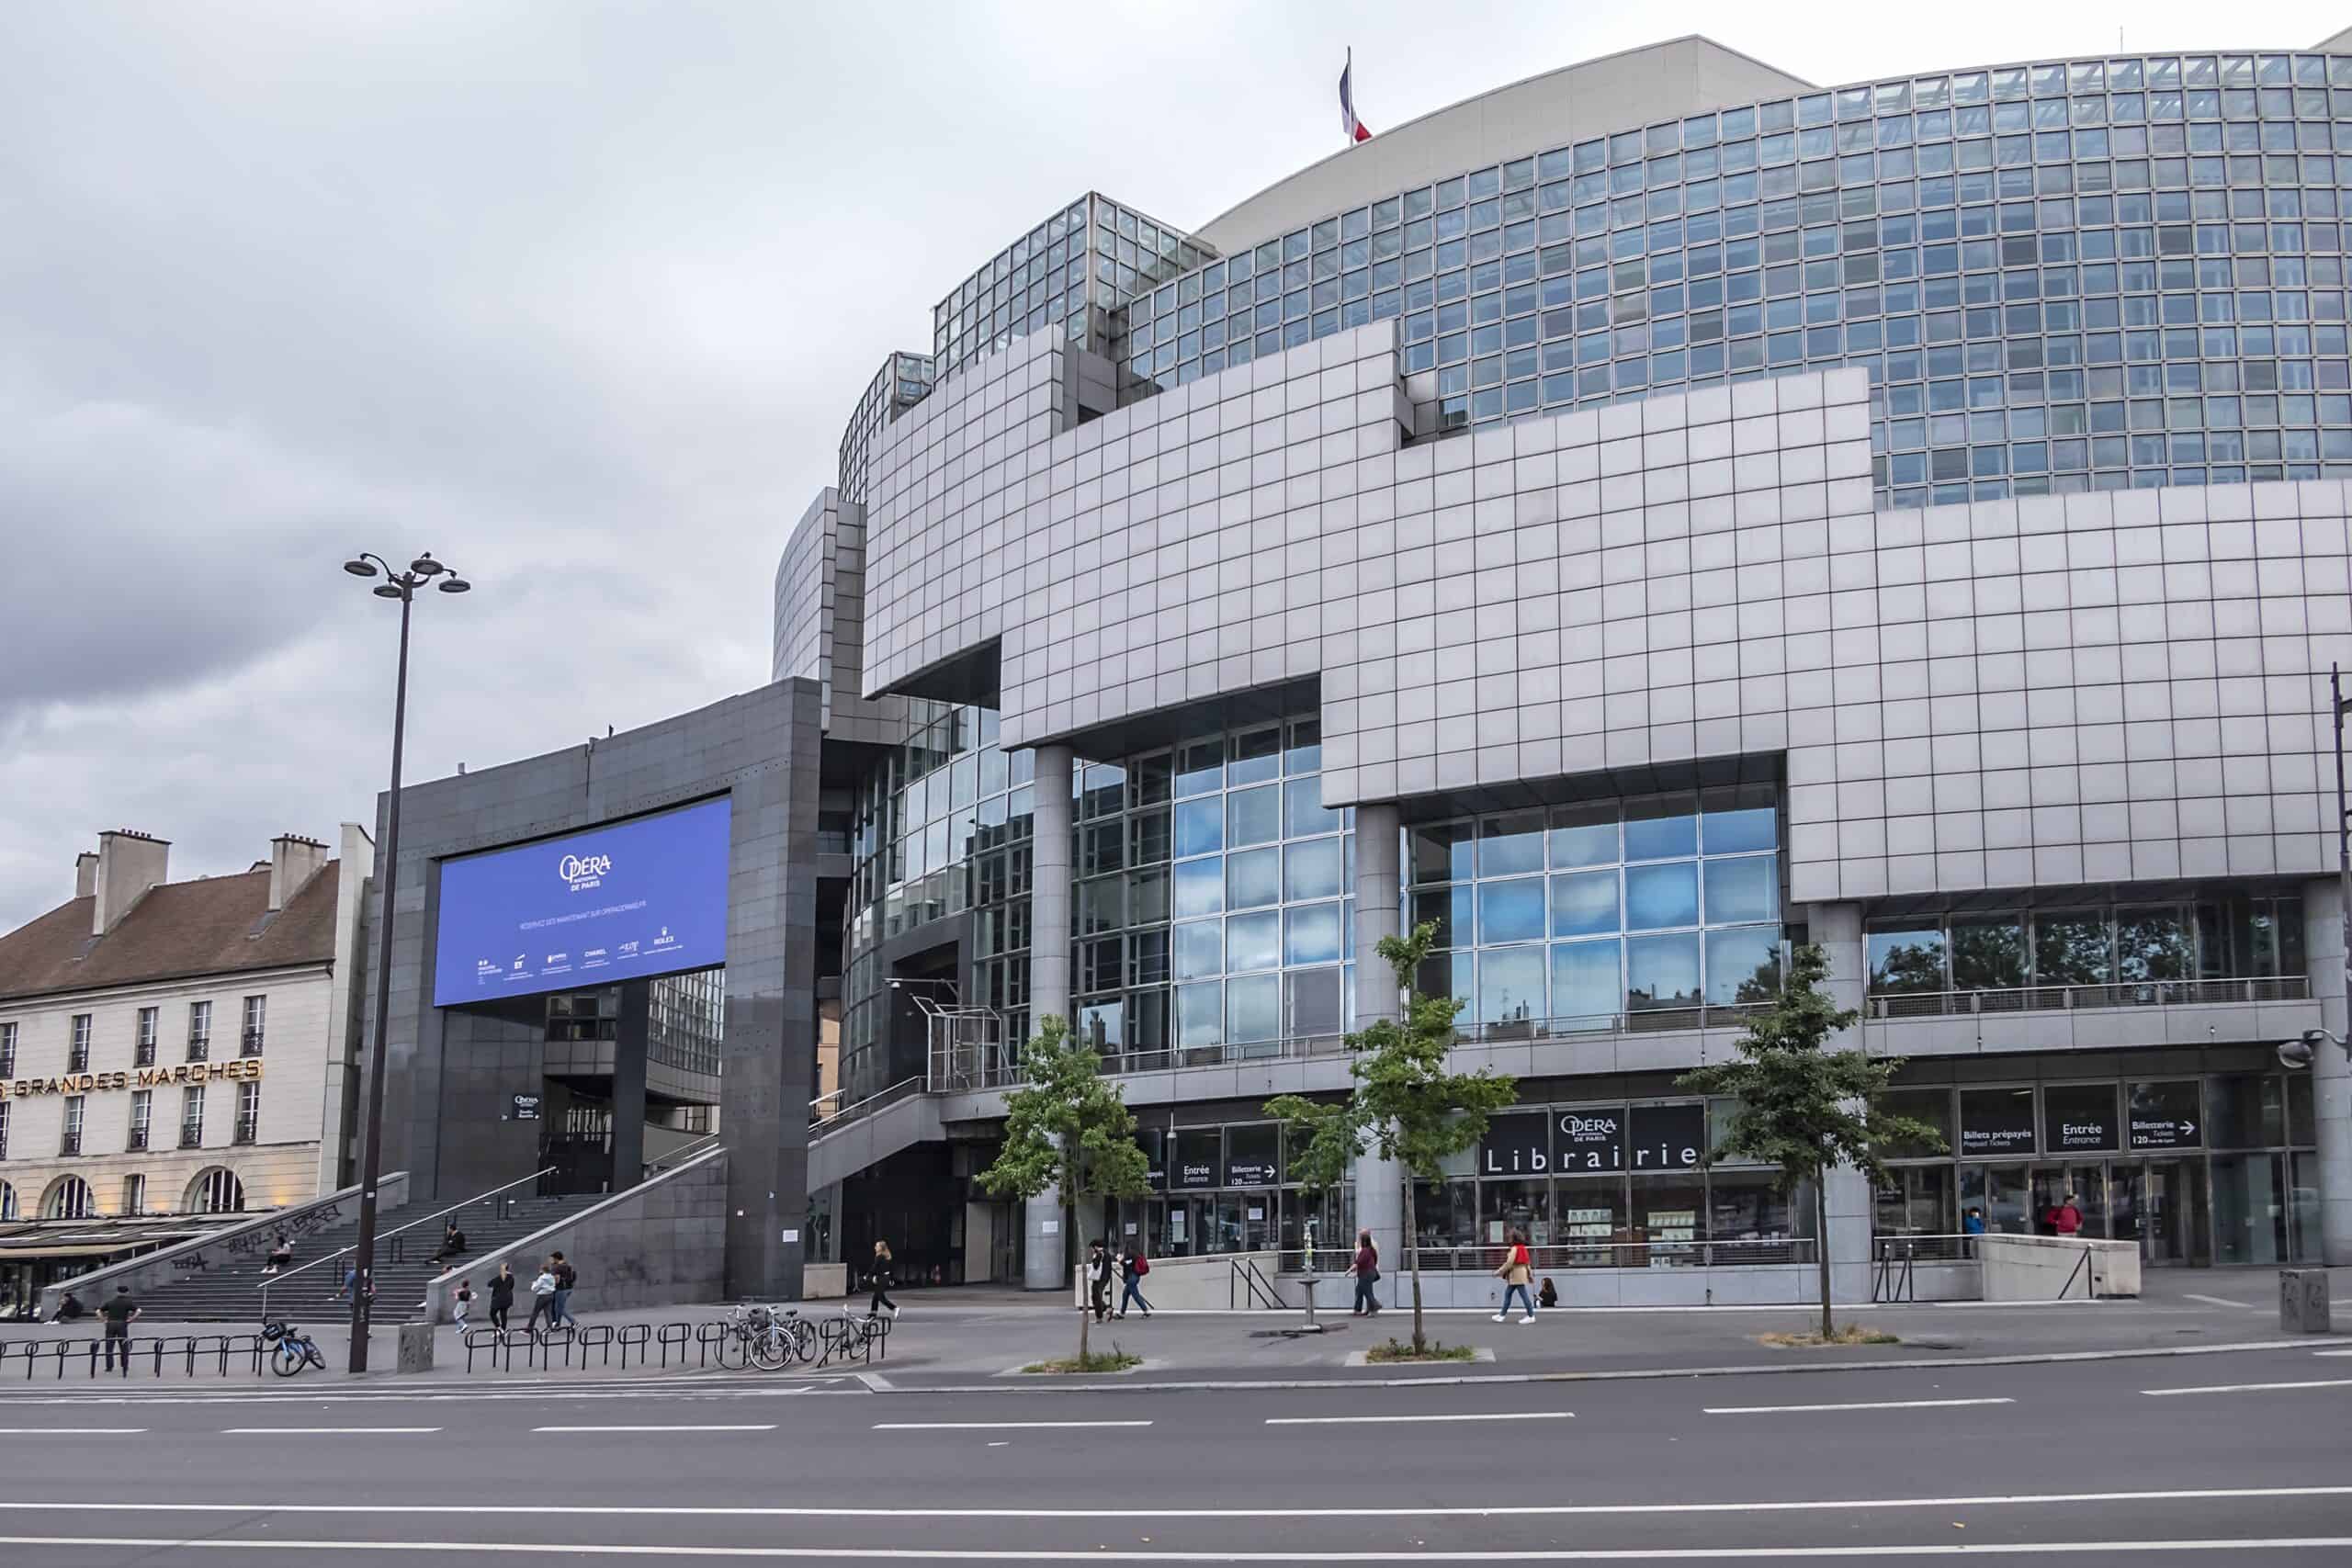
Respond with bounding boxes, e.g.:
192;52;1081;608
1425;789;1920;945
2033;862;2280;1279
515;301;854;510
1962;1164;2030;1234
2110;1165;2144;1249
2142;1160;2210;1267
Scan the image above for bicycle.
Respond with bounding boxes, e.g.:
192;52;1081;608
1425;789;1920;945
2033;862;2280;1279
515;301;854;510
725;1303;814;1370
261;1319;325;1378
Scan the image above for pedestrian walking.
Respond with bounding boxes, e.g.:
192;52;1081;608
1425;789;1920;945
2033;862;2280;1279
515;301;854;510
452;1280;475;1333
548;1251;578;1327
1350;1229;1381;1316
1115;1243;1152;1319
2049;1192;2085;1237
1087;1239;1114;1322
525;1264;558;1336
866;1240;899;1318
98;1285;140;1373
488;1263;515;1334
1493;1230;1536;1323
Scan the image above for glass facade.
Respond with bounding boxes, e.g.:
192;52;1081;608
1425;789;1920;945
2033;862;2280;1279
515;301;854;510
1872;1064;2322;1263
838;351;933;509
930;193;1211;383
1096;52;2352;503
1865;889;2306;999
1408;790;1782;1032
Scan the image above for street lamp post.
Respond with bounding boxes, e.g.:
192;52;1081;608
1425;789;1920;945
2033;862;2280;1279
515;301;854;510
342;551;470;1373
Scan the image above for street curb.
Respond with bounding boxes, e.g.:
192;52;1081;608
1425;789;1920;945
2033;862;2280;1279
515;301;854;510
870;1337;2338;1394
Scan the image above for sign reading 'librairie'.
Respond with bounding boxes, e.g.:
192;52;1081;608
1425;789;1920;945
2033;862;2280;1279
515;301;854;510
4;1058;265;1098
1481;1102;1706;1173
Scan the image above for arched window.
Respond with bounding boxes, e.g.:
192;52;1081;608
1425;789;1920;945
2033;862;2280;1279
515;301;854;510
186;1168;245;1215
0;1180;17;1221
40;1175;94;1220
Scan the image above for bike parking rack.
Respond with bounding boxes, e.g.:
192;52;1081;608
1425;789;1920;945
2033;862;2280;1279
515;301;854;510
452;1312;890;1374
0;1332;269;1380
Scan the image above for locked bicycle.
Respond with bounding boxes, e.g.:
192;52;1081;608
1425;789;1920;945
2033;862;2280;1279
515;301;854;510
725;1303;815;1370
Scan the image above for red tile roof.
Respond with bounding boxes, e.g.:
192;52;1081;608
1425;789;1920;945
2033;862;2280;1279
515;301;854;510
0;864;343;1002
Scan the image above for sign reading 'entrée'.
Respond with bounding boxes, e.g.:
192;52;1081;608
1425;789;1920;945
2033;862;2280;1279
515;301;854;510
432;797;732;1008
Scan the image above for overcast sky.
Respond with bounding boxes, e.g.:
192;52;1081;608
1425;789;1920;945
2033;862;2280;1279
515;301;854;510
2;0;2344;930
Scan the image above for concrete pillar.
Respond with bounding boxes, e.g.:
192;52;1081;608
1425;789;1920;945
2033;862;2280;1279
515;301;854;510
610;982;650;1192
1351;803;1405;1297
1023;743;1076;1290
2304;878;2352;1265
1810;902;1876;1303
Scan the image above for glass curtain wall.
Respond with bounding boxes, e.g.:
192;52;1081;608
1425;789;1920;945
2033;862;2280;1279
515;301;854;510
1106;52;2352;502
1409;788;1782;1033
1866;891;2305;1006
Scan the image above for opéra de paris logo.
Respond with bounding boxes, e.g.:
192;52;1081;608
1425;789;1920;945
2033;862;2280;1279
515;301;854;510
559;850;613;892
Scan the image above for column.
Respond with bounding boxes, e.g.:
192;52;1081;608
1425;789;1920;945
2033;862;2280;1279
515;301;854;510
1351;803;1404;1299
610;982;650;1191
2305;879;2352;1265
1810;902;1876;1303
1023;743;1076;1290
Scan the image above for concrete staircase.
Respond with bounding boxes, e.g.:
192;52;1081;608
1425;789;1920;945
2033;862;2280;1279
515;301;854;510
129;1191;610;1324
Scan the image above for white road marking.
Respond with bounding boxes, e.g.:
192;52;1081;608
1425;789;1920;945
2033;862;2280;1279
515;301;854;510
871;1419;1151;1431
1265;1411;1571;1426
1;1483;2345;1521
2312;1349;2352;1358
533;1425;776;1434
2143;1378;2352;1397
1703;1397;2014;1416
0;1428;144;1435
2182;1292;2260;1311
219;1426;441;1435
0;1531;2346;1559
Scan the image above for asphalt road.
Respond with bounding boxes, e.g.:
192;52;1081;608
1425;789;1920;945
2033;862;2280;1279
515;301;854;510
0;1348;2347;1562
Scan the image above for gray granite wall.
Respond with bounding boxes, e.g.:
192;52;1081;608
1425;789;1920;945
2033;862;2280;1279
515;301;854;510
363;679;822;1299
420;1150;728;1321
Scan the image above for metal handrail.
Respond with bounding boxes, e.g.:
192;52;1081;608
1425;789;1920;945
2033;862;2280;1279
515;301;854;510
1866;975;2311;1020
809;1077;923;1137
1402;1237;1815;1270
259;1165;558;1314
645;1132;721;1177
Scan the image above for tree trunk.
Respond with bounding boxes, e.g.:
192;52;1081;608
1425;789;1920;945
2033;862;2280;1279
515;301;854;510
1401;1170;1426;1355
1814;1175;1834;1341
1070;1152;1089;1366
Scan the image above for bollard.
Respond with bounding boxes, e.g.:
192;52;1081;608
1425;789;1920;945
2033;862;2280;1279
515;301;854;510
2279;1269;2333;1334
396;1322;435;1373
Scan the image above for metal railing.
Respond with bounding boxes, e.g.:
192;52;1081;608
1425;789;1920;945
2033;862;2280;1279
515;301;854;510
241;1030;265;1058
260;1165;557;1317
1404;1237;1815;1270
186;1035;209;1062
645;1132;722;1179
1868;974;2310;1021
459;1310;890;1374
1230;1257;1283;1310
1871;1233;1981;1302
808;1077;923;1137
125;1126;148;1151
58;1132;81;1156
1;1332;269;1381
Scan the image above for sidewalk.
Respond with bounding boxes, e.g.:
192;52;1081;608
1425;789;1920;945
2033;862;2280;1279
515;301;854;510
6;1269;2333;1392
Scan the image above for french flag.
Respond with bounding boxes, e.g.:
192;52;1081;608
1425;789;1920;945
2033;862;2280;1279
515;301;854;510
1340;49;1371;144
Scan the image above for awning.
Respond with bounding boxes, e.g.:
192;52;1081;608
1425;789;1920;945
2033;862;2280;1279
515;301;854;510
0;1241;147;1261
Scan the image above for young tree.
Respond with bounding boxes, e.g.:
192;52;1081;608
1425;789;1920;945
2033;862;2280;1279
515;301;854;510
1675;942;1944;1339
1267;921;1518;1356
977;1013;1153;1363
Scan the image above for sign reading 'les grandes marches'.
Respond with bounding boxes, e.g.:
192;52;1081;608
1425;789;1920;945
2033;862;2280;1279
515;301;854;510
3;1057;264;1097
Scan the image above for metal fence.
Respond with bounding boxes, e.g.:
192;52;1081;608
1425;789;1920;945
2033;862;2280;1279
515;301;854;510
1867;975;2310;1020
0;1331;269;1380
1402;1238;1816;1271
458;1312;892;1374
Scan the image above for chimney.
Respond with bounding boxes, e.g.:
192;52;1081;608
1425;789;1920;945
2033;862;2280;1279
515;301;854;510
74;852;98;900
92;829;170;936
268;834;330;911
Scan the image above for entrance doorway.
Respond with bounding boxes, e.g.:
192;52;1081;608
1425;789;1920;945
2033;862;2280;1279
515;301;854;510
2016;1159;2210;1265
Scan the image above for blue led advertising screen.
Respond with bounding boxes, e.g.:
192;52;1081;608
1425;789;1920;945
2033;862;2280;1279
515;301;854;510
431;797;731;1008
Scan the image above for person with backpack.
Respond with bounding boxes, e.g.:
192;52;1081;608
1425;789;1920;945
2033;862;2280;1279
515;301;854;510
1351;1229;1381;1316
548;1251;579;1328
1115;1242;1153;1319
1493;1230;1536;1323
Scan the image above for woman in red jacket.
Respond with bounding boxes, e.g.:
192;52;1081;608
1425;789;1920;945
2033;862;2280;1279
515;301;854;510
1350;1230;1381;1316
